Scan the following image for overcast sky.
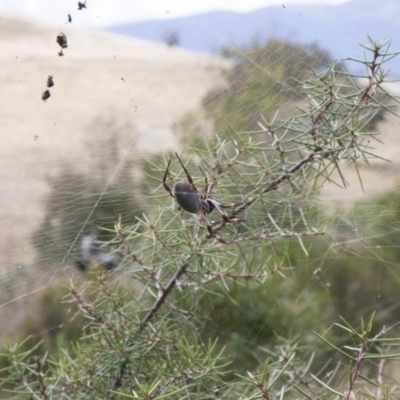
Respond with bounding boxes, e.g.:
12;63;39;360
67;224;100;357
0;0;350;27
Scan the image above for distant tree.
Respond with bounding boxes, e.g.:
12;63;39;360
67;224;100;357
203;39;335;134
163;29;180;47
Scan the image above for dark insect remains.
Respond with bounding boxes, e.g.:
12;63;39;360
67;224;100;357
47;76;54;88
42;90;51;102
56;32;68;49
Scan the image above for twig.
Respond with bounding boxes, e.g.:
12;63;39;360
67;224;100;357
112;256;193;389
344;341;367;400
376;358;385;399
35;356;49;400
139;256;192;329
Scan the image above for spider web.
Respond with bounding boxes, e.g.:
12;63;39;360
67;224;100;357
1;0;400;393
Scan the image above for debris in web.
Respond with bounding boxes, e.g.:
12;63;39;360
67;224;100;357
56;32;68;49
67;14;72;24
41;90;51;102
78;1;87;10
47;76;54;88
75;229;121;272
56;32;68;57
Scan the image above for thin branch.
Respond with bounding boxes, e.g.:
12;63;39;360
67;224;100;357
113;256;193;389
139;256;192;330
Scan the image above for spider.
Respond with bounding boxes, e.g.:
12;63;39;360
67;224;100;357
163;153;247;244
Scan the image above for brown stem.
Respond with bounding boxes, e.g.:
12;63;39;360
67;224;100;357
139;257;192;330
112;256;193;389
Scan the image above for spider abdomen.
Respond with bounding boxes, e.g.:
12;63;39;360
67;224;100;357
174;181;203;214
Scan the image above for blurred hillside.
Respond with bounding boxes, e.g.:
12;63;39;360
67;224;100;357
108;0;400;76
0;14;230;267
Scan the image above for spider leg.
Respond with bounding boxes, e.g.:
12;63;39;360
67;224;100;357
208;199;246;224
211;201;231;222
200;211;230;244
198;165;214;198
203;212;245;244
225;202;248;221
218;173;249;221
206;203;247;245
163;159;175;199
219;201;247;210
175;152;201;194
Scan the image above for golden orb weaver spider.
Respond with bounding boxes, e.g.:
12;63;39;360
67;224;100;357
162;153;247;244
